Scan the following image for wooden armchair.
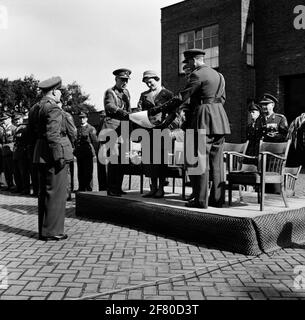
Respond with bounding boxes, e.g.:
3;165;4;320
227;140;291;211
166;140;186;199
123;141;144;193
223;141;249;200
284;166;302;197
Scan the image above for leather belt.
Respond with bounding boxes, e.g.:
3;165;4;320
201;97;223;104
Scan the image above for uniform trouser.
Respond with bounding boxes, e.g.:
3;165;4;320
76;156;93;191
97;160;108;191
66;161;74;198
107;163;124;193
3;154;14;188
13;156;31;192
193;134;225;207
30;163;39;195
38;163;68;237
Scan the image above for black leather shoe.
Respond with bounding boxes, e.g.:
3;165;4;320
39;234;68;241
142;190;157;198
154;189;165;199
107;190;122;197
185;193;195;201
185;200;207;209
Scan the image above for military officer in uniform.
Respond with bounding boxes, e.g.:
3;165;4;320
182;49;231;208
101;68;132;197
29;76;73;241
259;93;288;143
245;103;264;161
74;111;97;191
0;113;16;191
13;113;31;194
148;49;231;208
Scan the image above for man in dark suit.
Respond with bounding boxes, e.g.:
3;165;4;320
29;76;74;241
101;68;132;197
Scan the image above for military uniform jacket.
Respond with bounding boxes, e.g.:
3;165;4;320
181;65;231;135
137;88;174;128
102;86;131;133
263;113;288;143
32;96;74;164
74;123;97;158
63;111;77;148
13;123;29;160
0;124;17;157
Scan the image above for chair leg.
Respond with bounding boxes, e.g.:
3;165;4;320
129;175;131;190
182;172;186;200
281;181;289;208
260;183;265;211
257;186;260;204
238;185;243;202
140;174;143;194
228;182;232;206
172;178;175;194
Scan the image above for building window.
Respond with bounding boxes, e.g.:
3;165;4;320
179;24;219;73
246;22;254;66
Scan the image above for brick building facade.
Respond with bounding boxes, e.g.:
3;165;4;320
161;0;305;142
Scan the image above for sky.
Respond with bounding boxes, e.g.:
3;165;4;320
0;0;182;110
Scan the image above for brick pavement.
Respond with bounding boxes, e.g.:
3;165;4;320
0;164;305;300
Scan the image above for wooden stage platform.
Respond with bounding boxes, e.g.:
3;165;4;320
75;187;305;255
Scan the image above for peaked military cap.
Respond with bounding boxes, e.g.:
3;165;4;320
79;111;88;118
142;70;160;82
248;103;261;112
182;49;205;63
38;76;62;91
259;93;278;104
113;68;132;79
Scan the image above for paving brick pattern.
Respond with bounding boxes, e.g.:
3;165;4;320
0;164;305;300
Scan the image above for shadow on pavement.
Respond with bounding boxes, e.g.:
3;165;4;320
0;204;37;215
0;223;39;240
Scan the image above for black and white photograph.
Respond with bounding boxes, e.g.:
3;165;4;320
0;0;305;308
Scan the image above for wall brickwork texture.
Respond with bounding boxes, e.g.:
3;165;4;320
161;0;305;142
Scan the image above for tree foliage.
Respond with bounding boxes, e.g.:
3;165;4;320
0;76;96;115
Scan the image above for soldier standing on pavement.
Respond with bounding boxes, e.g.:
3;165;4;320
29;76;74;241
74;111;97;192
13;113;31;194
259;93;288;143
101;68;132;197
0;113;17;191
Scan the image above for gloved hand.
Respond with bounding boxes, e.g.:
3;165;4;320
115;108;129;120
55;158;66;172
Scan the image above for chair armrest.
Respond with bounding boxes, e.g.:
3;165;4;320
259;151;286;161
225;151;256;160
284;172;298;180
